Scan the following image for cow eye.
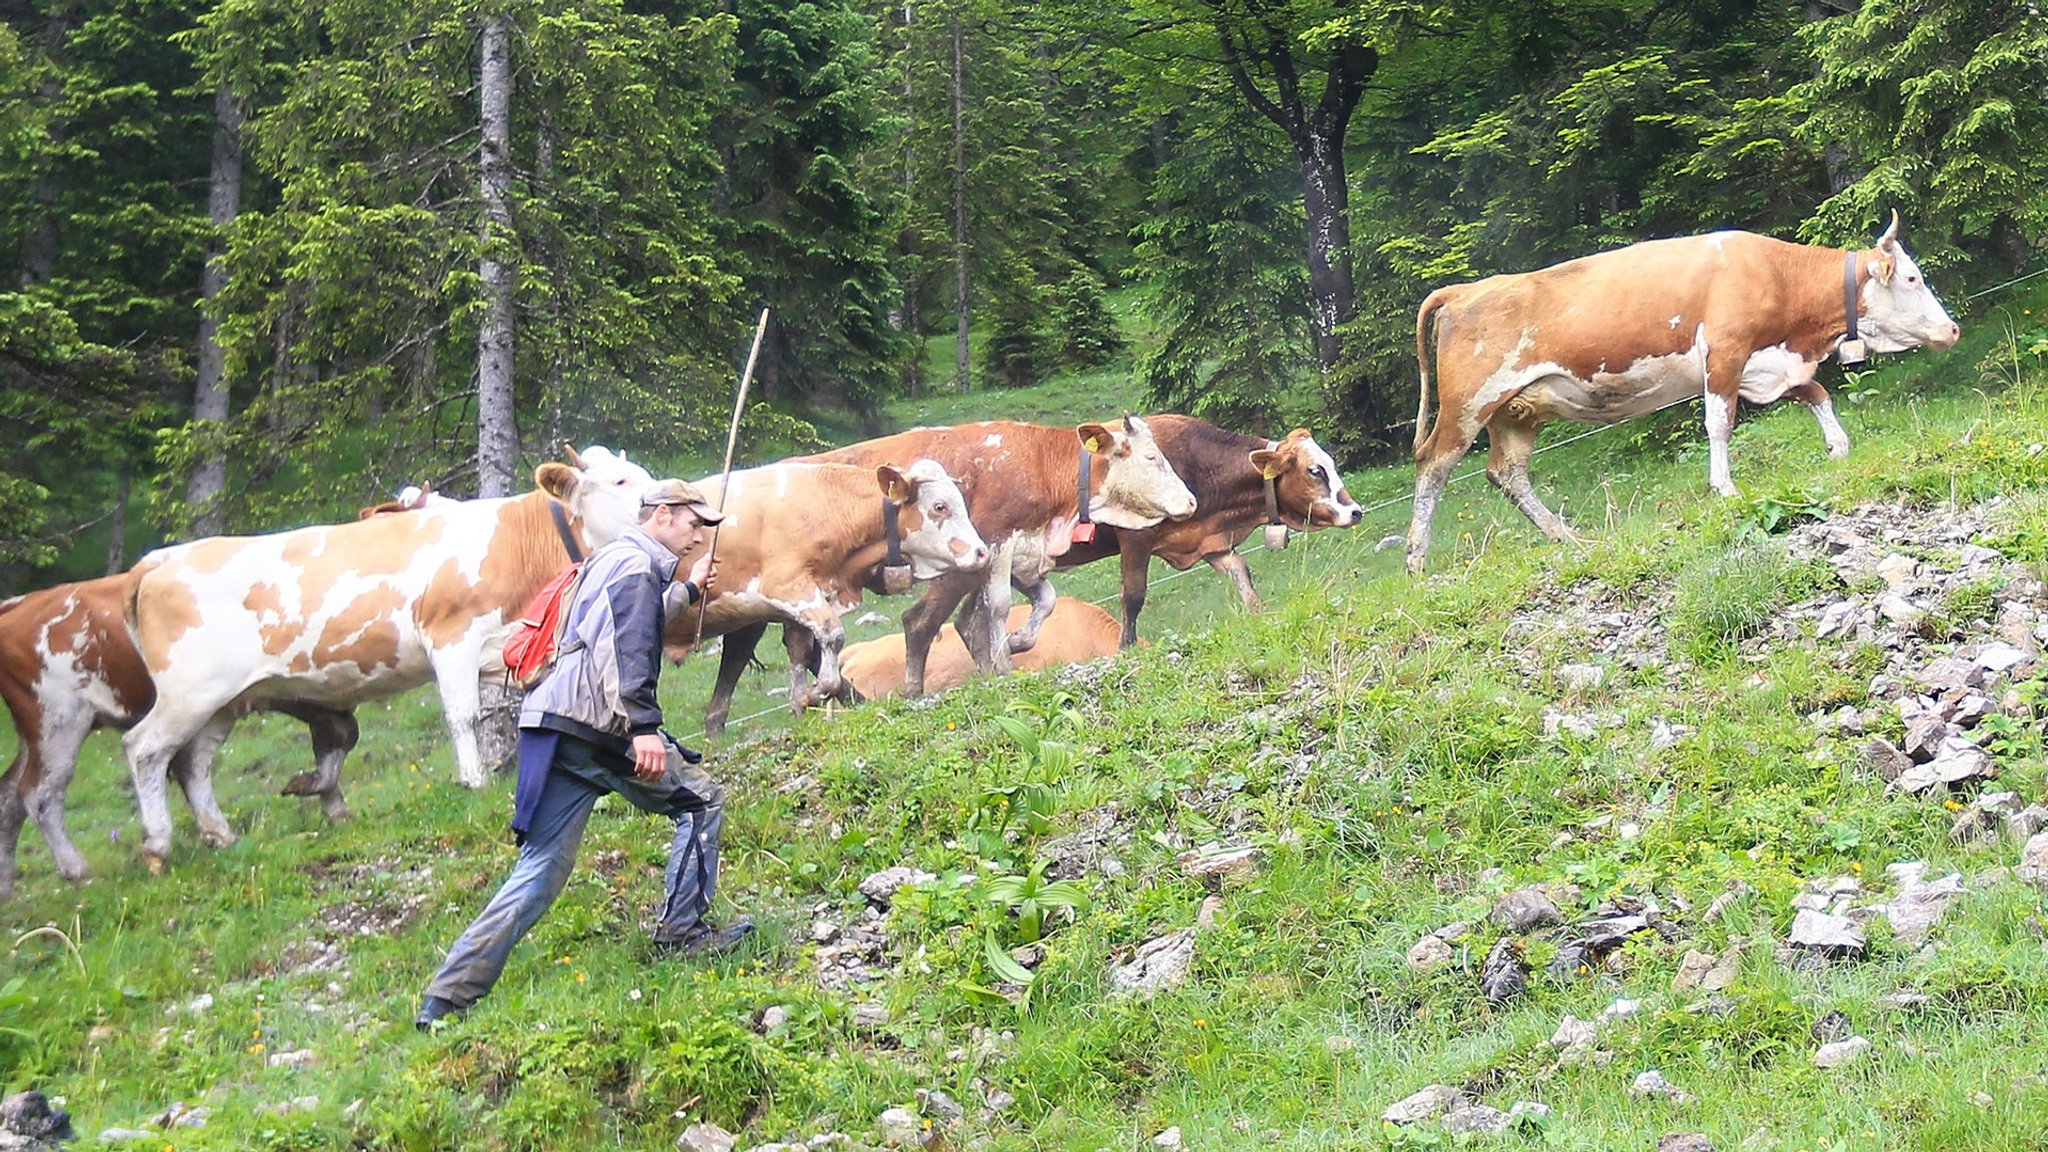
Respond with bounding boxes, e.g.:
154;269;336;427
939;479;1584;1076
932;502;948;517
1309;465;1327;481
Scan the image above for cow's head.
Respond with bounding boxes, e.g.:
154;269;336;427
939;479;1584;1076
535;444;655;549
1078;414;1198;528
878;459;990;578
1860;211;1960;354
1248;429;1362;529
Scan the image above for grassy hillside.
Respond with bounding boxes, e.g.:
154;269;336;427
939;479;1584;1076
5;287;2048;1152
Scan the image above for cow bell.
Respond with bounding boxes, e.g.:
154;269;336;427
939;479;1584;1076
1071;520;1099;544
880;562;913;596
1837;338;1867;366
1263;523;1290;550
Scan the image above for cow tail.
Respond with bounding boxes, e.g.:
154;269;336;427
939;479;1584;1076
1413;289;1453;457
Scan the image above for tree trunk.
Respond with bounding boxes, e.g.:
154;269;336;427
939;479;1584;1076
105;466;129;574
476;15;518;498
20;5;77;287
1299;128;1354;373
186;83;244;537
951;5;969;392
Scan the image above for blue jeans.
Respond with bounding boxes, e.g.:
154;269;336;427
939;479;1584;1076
423;731;725;1009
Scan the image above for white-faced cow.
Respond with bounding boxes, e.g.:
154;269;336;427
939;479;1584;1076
120;447;653;872
804;417;1197;697
1052;417;1361;646
0;571;360;900
838;598;1124;701
660;459;989;736
1406;213;1959;573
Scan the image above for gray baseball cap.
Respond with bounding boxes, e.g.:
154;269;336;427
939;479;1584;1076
640;478;724;524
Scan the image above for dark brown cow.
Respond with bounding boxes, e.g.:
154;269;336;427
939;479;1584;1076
1406;215;1959;573
802;417;1196;697
1051;417;1362;647
0;572;355;901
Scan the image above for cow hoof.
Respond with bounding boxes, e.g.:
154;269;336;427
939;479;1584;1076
1828;444;1851;460
1713;484;1741;499
143;855;166;876
1006;632;1039;655
322;802;353;823
200;829;238;850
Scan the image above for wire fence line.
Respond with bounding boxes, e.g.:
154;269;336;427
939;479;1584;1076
686;264;2044;742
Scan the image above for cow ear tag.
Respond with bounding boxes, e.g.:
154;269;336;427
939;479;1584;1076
1838;339;1866;365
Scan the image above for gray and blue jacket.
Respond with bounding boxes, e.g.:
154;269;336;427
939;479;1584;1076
519;526;685;755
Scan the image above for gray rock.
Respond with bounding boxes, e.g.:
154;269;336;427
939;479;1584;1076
2006;805;2048;844
95;1130;155;1144
2019;832;2048;884
1382;1084;1467;1125
1876;553;1920;588
1508;1102;1551;1125
1657;1135;1715;1152
1630;1071;1696;1105
811;920;840;944
859;867;938;908
1877;990;1932;1012
1816;600;1862;640
1961;544;2003;567
0;1093;71;1147
1479;938;1529;1006
1914;657;1979;693
1786;909;1866;956
1976;642;2031;676
1177;843;1263;880
1902;714;1952;762
1491;887;1563;932
1815;1036;1873;1069
876;1108;925;1148
1439;1105;1511;1135
1151;1126;1181;1148
1673;947;1739;993
916;1089;964;1124
758;1006;790;1032
1549;1016;1598;1051
1108;929;1196;999
853;1001;891;1030
1878;594;1927;626
1558;663;1606;692
1406;934;1454;973
677;1122;736;1152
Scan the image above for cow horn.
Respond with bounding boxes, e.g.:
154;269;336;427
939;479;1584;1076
564;444;587;470
1876;209;1899;251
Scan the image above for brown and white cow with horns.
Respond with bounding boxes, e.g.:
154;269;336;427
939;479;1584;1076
120;446;654;873
1406;213;1959;573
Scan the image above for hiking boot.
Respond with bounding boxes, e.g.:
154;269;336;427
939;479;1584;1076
653;920;756;958
415;995;465;1031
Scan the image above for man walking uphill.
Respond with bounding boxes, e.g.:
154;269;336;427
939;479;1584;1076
417;478;753;1029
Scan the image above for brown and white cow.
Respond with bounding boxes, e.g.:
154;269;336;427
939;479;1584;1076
120;447;653;872
661;459;988;735
838;598;1124;700
1052;417;1361;646
804;417;1197;696
1406;213;1959;573
0;571;359;900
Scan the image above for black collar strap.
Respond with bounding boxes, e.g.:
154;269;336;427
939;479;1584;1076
883;498;904;569
1844;250;1859;343
1076;447;1092;528
548;499;585;563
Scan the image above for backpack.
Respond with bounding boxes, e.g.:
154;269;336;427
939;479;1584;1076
503;562;585;689
503;500;588;690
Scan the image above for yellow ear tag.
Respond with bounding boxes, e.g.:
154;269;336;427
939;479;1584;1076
1082;435;1105;454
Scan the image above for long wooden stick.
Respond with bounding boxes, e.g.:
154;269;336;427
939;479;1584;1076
694;307;771;643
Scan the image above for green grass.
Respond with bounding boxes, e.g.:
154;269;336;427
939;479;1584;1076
7;287;2048;1150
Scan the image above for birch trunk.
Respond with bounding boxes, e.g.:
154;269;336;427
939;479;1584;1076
475;15;519;498
186;83;243;536
951;5;969;392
